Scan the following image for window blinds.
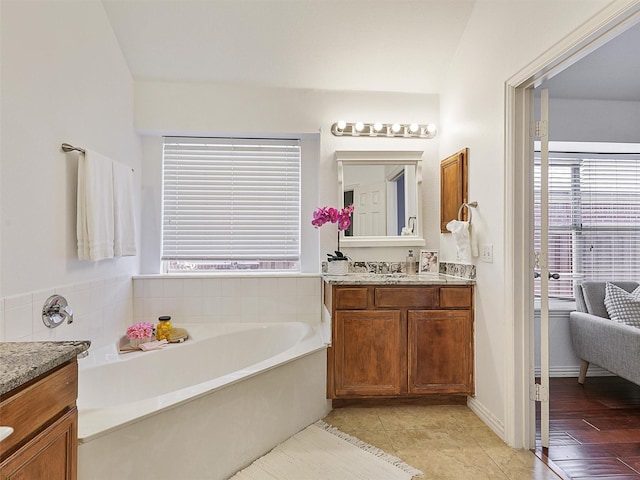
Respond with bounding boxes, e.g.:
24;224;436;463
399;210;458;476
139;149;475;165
162;137;301;267
534;150;640;298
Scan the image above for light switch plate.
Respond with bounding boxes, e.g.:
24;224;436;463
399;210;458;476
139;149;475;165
481;244;493;263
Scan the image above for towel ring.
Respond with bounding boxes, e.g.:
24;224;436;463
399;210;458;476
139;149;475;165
457;201;478;222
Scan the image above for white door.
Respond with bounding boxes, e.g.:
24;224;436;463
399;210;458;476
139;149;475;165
536;88;551;448
353;182;387;236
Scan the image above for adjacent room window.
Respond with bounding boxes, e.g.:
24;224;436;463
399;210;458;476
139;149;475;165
162;137;301;272
534;143;640;298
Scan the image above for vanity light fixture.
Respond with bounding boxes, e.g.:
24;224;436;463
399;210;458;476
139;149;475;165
331;121;437;139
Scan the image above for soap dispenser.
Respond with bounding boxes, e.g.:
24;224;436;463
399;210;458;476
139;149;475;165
405;250;417;275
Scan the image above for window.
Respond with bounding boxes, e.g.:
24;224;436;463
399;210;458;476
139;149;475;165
534;143;640;298
162;137;301;272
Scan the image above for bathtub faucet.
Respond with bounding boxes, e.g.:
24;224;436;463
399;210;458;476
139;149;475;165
42;294;74;328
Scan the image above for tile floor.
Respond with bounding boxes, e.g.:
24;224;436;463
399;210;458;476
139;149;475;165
323;405;560;480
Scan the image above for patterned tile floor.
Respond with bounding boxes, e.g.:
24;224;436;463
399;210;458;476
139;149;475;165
323;405;559;480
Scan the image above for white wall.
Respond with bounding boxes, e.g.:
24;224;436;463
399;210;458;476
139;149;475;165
550;97;640;142
0;1;140;343
135;81;441;272
438;0;619;441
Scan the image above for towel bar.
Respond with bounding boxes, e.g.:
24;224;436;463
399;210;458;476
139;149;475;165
457;201;478;222
61;143;134;172
61;143;85;154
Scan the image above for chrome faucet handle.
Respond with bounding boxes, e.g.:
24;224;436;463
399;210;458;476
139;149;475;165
42;295;74;329
63;305;73;324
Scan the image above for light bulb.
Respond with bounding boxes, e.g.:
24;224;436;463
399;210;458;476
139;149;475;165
355;122;364;132
391;123;401;133
337;120;346;130
426;124;437;134
373;122;383;132
409;123;419;133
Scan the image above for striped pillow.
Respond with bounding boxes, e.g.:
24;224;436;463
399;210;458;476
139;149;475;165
604;282;640;328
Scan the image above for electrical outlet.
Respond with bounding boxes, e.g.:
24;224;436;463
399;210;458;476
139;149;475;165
481;244;493;263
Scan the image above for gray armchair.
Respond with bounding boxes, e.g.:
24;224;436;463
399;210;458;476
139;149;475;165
569;281;640;385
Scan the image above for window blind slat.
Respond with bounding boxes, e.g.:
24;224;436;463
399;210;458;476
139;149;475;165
534;149;640;298
161;137;301;271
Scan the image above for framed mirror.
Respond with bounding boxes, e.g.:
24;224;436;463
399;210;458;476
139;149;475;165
336;150;426;247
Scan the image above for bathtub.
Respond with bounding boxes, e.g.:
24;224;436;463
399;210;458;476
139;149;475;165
77;322;331;480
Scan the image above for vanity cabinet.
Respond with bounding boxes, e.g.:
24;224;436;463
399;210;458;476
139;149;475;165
0;361;78;480
325;283;474;399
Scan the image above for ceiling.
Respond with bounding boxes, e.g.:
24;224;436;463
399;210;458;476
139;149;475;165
101;0;476;94
101;1;640;100
542;22;640;101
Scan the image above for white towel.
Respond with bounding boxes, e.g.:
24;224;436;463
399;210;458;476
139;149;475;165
77;149;114;261
446;220;473;262
113;161;137;257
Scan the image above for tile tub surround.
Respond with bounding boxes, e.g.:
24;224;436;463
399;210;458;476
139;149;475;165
132;275;322;325
0;274;132;350
0;340;90;394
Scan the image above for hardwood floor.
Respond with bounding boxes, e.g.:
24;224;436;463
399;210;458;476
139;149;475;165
535;376;640;479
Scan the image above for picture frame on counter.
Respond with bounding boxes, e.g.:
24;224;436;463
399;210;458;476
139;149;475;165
419;250;439;273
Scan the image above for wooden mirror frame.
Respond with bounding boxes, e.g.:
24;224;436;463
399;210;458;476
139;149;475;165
440;148;468;233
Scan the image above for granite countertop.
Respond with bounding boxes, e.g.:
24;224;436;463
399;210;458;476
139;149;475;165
0;340;91;396
322;272;475;285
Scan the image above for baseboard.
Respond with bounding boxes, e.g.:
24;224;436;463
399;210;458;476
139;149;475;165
534;365;614;377
467;396;505;441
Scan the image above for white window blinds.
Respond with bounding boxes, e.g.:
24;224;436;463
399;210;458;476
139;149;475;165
534;147;640;298
162;137;301;271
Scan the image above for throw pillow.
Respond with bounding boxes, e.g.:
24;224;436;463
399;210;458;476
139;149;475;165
604;282;640;327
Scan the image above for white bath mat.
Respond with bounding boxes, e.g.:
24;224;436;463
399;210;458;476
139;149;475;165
229;420;423;480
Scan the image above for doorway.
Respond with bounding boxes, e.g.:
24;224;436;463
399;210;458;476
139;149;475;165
506;4;640;451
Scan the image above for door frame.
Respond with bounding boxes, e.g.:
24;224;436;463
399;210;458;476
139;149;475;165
505;0;640;449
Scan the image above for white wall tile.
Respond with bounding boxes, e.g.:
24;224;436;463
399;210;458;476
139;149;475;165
164;278;184;297
144;297;165;320
259;279;279;298
240;278;260;296
202;297;221;321
202;279;221;297
182;297;203;317
5;304;33;340
183;279;203;297
221;279;243;298
133;279;144;298
144;279;164;298
297;296;320;315
278;278;297;298
90;280;106;310
4;293;32;310
0;299;4;341
296;278;318;297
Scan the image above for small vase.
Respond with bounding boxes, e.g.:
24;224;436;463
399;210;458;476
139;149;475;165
129;336;153;347
327;260;349;275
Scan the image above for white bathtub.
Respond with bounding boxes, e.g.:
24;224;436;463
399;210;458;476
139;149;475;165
77;322;330;480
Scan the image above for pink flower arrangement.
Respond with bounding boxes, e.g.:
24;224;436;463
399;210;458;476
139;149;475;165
126;322;154;339
312;205;354;261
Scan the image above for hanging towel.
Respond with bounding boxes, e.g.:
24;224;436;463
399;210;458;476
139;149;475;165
77;149;114;261
446;220;472;262
113;161;137;257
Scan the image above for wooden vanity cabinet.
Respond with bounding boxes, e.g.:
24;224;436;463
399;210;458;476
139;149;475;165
0;361;78;480
325;283;474;399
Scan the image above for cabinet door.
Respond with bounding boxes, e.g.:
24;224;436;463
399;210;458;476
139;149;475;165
334;310;405;397
0;408;77;480
408;310;474;394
